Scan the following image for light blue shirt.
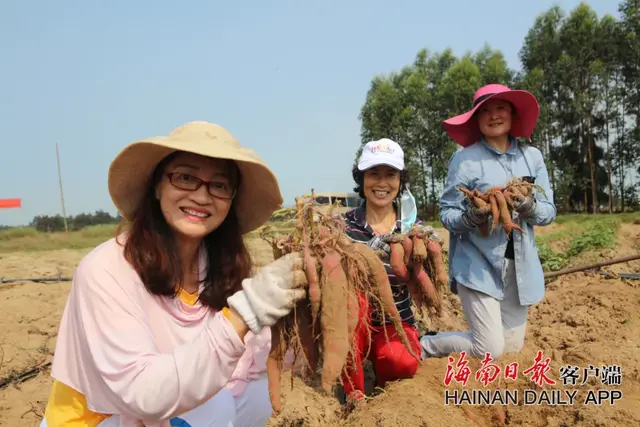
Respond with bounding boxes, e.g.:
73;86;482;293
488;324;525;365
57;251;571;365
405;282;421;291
439;137;556;306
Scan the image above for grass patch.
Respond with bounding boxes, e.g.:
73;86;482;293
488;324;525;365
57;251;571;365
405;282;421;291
0;224;119;253
538;219;621;271
0;227;40;241
553;212;640;225
537;244;568;271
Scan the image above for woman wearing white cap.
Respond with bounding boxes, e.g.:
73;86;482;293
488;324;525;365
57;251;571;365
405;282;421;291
340;138;425;402
40;122;307;427
420;84;556;361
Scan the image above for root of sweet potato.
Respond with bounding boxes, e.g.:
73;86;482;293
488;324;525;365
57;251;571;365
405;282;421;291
426;238;448;291
260;194;419;410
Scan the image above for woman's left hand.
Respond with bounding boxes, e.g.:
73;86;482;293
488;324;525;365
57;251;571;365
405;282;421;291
508;186;531;199
367;234;393;258
227;253;308;335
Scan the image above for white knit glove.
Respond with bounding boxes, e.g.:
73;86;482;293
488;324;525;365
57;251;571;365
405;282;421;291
227;252;308;335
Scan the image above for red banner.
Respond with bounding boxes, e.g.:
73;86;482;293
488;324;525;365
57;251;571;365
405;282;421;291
0;199;21;209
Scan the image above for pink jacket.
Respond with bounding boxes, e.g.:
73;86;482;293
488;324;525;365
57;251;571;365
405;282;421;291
50;237;292;427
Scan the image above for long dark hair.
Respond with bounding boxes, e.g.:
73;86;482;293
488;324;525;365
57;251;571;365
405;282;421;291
116;152;253;310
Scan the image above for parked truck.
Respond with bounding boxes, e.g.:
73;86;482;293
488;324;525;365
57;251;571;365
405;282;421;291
311;191;363;215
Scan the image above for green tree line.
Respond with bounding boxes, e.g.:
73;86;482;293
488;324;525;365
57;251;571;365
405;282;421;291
29;210;121;232
358;0;640;219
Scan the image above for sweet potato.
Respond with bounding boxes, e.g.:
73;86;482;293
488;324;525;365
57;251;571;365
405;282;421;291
405;277;424;310
401;236;413;266
411;235;427;263
458;186;491;207
474;188;487;201
489;194;499;232
473;194;490;212
495;191;524;236
389;242;410;281
503;190;517;209
305;252;321;326
412;260;441;315
266;356;281;414
457;186;475;199
267;318;285;414
426;239;448;290
295;301;319;373
319;250;350;393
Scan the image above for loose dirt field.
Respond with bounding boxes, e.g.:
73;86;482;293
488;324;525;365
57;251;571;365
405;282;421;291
1;223;639;426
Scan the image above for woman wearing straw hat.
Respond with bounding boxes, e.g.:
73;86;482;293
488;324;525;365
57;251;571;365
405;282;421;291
419;84;556;361
40;121;307;427
340;138;427;403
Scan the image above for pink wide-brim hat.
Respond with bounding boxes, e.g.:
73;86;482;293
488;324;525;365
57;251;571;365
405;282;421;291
443;84;540;147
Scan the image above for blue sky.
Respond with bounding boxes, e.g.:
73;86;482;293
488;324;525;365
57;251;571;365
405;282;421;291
0;0;618;226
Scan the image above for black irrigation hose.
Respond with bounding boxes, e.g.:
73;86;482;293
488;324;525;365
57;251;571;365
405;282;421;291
0;275;72;284
544;253;640;279
0;362;52;390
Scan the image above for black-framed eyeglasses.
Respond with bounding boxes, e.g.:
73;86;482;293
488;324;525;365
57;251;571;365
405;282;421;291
166;173;237;200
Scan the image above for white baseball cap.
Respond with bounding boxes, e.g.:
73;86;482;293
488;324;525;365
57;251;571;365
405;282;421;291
357;138;404;171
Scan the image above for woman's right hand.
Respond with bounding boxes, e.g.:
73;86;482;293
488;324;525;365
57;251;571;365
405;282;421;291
227;252;308;335
460;204;491;229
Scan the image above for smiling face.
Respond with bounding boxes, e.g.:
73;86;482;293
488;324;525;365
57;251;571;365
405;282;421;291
476;98;514;139
362;165;401;209
155;152;238;243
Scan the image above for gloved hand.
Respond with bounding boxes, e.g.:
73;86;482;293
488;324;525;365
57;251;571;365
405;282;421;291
227;252;308;335
410;224;441;242
506;186;537;218
367;234;392;259
460;204;491;229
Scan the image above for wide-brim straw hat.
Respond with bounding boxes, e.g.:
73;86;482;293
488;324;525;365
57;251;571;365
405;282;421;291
108;121;283;234
443;84;540;147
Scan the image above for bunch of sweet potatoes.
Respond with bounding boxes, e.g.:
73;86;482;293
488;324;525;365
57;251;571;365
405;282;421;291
457;177;546;237
382;225;448;317
261;196;419;413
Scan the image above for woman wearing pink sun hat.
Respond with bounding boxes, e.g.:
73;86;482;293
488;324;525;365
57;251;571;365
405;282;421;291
419;84;556;362
442;83;541;147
